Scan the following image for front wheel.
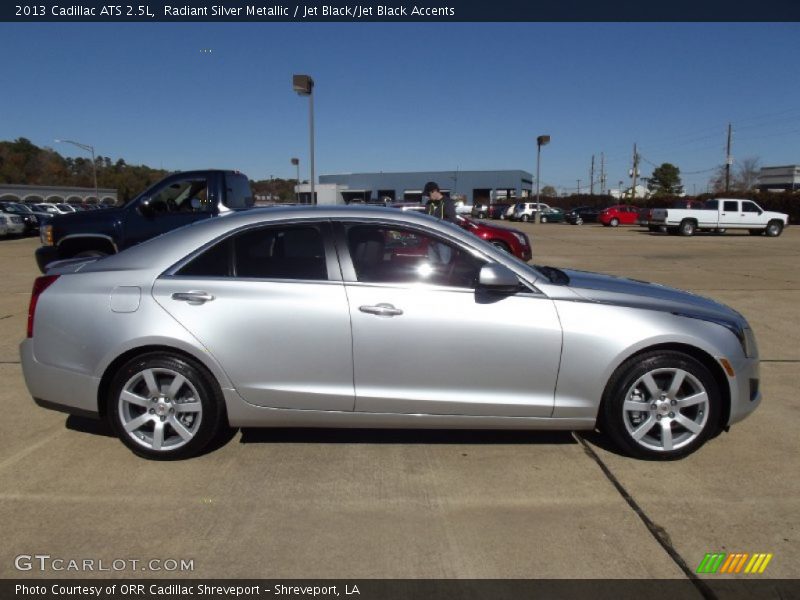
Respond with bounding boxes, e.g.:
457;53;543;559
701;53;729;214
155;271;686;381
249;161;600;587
601;351;720;460
521;214;530;222
541;216;548;223
108;352;225;460
609;218;619;227
766;220;784;237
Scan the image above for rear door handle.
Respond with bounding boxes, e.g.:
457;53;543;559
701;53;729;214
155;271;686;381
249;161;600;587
171;291;215;304
359;303;403;317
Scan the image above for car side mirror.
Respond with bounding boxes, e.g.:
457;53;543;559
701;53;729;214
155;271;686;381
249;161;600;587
138;198;154;217
478;264;520;293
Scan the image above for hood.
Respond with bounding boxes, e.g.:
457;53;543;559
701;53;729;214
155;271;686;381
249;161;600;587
559;268;745;326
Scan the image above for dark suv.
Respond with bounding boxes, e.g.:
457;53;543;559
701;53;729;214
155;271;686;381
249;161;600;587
36;170;253;272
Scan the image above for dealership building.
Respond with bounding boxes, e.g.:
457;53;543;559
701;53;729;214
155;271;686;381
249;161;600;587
306;170;534;205
757;165;800;192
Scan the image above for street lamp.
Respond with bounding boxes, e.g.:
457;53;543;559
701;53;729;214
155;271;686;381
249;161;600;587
290;157;300;203
292;74;315;204
55;138;98;205
535;135;550;224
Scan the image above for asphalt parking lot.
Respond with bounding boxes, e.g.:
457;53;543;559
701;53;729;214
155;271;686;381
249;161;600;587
0;223;797;583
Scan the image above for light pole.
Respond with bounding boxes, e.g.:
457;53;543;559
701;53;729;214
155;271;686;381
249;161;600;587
535;135;550;224
55;138;98;205
292;75;315;204
291;157;300;203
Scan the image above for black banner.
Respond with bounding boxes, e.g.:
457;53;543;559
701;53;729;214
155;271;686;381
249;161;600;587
3;0;800;22
4;580;800;600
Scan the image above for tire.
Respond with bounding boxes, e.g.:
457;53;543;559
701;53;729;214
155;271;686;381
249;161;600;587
765;220;783;237
609;218;619;227
576;218;584;226
521;214;530;222
601;350;721;460
679;220;696;236
749;229;763;236
108;352;225;460
490;240;512;254
541;216;548;223
479;212;487;219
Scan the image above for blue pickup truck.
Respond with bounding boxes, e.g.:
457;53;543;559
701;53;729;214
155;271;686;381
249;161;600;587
36;170;253;272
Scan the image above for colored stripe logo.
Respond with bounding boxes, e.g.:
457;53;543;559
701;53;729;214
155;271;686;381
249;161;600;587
696;553;773;574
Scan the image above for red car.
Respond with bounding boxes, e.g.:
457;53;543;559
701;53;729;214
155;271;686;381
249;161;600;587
457;216;532;261
599;204;641;227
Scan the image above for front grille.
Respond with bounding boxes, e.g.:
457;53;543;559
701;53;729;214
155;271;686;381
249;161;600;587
11;216;23;224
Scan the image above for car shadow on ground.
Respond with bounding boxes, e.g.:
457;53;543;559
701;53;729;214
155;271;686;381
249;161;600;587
239;428;577;446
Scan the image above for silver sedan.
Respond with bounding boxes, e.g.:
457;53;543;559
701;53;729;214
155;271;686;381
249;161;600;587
21;206;761;460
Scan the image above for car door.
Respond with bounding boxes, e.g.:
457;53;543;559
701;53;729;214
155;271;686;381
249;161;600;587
741;200;764;227
152;220;355;411
718;200;744;228
124;173;217;248
335;220;562;417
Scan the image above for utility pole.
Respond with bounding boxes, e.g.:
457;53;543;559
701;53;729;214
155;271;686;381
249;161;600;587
630;143;639;202
590;155;595;195
577;179;582;195
725;122;733;193
600;153;606;195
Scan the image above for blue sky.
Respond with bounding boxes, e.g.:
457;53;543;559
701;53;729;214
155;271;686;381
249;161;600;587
2;22;799;194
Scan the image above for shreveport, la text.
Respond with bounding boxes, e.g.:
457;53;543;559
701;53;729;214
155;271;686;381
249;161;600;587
16;584;361;596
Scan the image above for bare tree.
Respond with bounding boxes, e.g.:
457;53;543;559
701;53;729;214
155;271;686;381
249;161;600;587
708;156;761;193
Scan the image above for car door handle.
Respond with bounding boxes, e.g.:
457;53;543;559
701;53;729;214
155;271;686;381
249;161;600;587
359;303;403;317
171;291;215;304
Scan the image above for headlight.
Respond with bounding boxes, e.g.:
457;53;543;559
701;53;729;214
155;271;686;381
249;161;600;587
40;224;53;246
511;232;528;246
742;326;758;359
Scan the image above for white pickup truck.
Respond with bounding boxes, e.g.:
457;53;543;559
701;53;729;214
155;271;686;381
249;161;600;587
650;198;789;237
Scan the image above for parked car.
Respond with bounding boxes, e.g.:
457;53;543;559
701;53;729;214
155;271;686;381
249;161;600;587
56;203;78;213
538;207;565;224
0;212;26;236
651;199;789;237
0;215;8;237
454;201;473;216
471;202;489;218
489;203;512;220
512;202;552;222
31;203;62;216
21;206;761;460
565;206;605;225
503;204;516;220
599;205;641;227
0;202;40;235
456;215;531;260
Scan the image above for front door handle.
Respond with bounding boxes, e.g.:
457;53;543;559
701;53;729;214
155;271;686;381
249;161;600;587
359;303;403;317
171;291;215;304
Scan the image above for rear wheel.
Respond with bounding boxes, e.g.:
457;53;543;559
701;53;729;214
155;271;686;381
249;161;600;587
679;220;696;236
765;220;784;237
601;351;720;460
108;352;225;460
521;214;530;222
609;218;620;227
541;216;548;223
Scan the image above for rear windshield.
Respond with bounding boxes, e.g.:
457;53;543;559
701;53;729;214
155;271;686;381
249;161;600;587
224;173;254;209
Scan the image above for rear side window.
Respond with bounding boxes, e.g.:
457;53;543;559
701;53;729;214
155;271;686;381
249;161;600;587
176;225;327;281
723;201;738;212
224;174;254;209
704;200;718;210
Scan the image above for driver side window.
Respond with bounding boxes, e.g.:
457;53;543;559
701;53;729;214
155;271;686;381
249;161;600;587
346;224;484;288
148;178;210;215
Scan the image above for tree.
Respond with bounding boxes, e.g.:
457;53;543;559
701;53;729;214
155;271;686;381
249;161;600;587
709;157;760;193
540;185;557;197
648;163;683;196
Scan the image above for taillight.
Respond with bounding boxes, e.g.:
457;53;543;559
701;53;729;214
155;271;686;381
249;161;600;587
27;275;59;338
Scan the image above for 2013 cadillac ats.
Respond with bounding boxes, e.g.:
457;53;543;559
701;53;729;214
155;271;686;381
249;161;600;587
21;206;761;460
